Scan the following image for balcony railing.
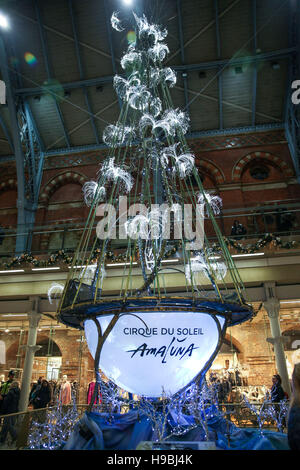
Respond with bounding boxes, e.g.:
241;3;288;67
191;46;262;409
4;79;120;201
0;202;299;260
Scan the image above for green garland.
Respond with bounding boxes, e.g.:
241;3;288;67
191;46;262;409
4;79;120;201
223;233;298;254
2;250;73;270
0;235;297;271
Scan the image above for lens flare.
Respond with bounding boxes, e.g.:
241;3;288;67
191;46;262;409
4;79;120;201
127;30;136;44
24;52;37;66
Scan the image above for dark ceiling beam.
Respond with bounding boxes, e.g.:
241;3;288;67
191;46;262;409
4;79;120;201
173;48;296;71
251;0;257;127
2;35;45;252
103;0;122;110
214;0;223;130
285;0;300;182
23;100;45;153
5;38;45;153
0;111;14;151
104;0;123;109
167;0;242;64
176;0;190;116
14;47;297;98
0;33;29;253
34;0;71;148
0;121;285;162
11;8;113;61
45;123;286;156
68;0;100;145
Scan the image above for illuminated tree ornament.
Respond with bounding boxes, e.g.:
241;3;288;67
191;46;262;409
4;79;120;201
82;181;106;207
48;283;64;304
197;192;223;215
111;11;125;32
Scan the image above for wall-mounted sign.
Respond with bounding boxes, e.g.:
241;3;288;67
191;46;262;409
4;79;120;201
84;311;226;397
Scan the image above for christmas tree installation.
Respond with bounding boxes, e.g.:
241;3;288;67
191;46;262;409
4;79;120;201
57;10;253;400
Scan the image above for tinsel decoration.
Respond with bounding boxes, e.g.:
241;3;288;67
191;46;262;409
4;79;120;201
27;389;79;450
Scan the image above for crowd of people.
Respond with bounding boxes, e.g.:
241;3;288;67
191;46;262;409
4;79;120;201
0;372;77;445
0;366;299;449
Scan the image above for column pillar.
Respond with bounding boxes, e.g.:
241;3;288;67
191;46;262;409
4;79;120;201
264;283;291;396
19;297;41;412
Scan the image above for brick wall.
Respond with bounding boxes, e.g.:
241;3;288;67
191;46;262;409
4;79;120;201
1;135;299;252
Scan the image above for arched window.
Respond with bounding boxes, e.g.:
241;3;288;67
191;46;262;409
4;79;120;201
249;163;270;181
282;330;300;351
34;337;62;381
220;338;240;354
35;338;62;357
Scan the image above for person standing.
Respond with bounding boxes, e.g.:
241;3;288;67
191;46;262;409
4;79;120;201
33;380;52;423
270;374;285;403
0;381;20;444
287;363;300;450
0;370;15;412
29;376;43;409
270;374;286;430
33;380;52;409
230;220;247;240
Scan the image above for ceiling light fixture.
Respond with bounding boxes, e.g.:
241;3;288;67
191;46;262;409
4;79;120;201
2;314;27;317
0;12;9;29
106;262;138;267
0;269;25;274
232;253;264;258
32;267;60;271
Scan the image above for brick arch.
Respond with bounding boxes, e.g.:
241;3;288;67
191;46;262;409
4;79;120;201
223;334;244;359
39;171;89;204
195;158;225;185
6;338;21;359
232;151;294;182
35;335;62;356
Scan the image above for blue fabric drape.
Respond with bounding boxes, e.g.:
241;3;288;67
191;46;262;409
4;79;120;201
63;408;290;450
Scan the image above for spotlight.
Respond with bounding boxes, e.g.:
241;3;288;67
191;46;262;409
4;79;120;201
0;12;9;30
4;328;9;333
123;0;133;5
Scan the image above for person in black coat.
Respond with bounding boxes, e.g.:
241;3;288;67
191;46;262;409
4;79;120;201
288;363;300;451
230;220;247;240
29;376;43;408
270;374;286;403
33;380;52;408
0;381;20;444
270;374;286;430
33;380;52;423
